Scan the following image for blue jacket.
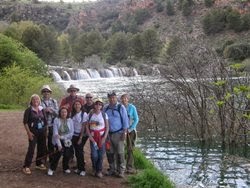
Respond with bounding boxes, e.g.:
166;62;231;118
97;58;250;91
103;103;129;133
126;103;139;132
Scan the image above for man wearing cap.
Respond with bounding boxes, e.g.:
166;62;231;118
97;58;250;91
60;84;85;116
40;85;59;164
103;91;129;178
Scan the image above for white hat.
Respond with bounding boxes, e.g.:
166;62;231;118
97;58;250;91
41;85;52;92
67;84;80;93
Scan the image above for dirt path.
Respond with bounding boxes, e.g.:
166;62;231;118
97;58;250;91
0;111;129;188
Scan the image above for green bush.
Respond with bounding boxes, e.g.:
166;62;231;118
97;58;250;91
134;9;151;25
223;43;250;60
166;0;175;16
240;14;250;31
226;10;242;32
0;64;51;107
156;2;164;13
128;148;174;188
204;0;214;7
202;9;226;34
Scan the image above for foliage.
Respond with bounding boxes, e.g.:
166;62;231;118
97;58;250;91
166;0;175;16
134;9;151;25
0;33;47;75
204;0;214;7
128;148;174;188
156;2;164;13
223;43;250;60
226;10;242;32
0;64;51;107
202;9;226;34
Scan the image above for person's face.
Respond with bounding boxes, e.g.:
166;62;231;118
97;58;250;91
60;108;68;119
69;89;77;97
42;90;51;98
121;96;129;106
74;101;82;112
109;95;117;105
85;95;93;105
31;96;40;107
94;102;103;110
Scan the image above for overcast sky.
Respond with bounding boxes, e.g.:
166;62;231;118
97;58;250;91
39;0;97;2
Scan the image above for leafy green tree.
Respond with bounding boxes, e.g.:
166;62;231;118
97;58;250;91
58;33;72;62
226;10;242;32
166;0;175;16
0;33;47;75
141;29;161;63
105;32;129;64
130;33;144;59
134;9;151;25
0;64;50;107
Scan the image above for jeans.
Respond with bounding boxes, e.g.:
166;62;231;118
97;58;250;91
90;141;105;173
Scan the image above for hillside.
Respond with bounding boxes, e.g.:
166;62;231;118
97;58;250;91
0;0;249;37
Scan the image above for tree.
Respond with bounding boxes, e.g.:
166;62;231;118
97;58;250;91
105;32;129;64
141;29;161;63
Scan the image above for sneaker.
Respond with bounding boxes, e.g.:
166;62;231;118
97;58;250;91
96;172;103;178
35;164;47;170
79;171;86;176
105;169;115;176
22;167;31;175
64;169;71;174
47;169;54;176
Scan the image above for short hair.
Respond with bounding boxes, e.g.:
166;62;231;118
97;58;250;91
58;106;69;118
29;94;41;106
121;93;129;99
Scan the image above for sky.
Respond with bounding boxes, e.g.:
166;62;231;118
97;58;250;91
39;0;98;2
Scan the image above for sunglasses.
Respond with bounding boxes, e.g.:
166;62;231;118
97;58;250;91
42;90;51;93
86;96;93;99
70;90;77;92
95;103;103;106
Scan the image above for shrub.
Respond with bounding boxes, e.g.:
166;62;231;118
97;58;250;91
156;2;164;12
134;9;151;25
223;43;250;60
240;14;250;31
128;148;174;188
0;64;51;107
204;0;214;7
166;0;175;16
226;10;242;32
202;9;226;34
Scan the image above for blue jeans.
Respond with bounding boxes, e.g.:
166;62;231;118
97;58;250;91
90;142;105;173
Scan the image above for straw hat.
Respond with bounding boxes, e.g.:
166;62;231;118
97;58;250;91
67;84;80;93
41;85;52;93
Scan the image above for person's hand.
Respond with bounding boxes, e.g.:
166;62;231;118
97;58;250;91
101;137;106;145
27;131;34;141
58;146;63;151
77;137;82;145
120;132;126;141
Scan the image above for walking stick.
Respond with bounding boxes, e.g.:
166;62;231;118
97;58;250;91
127;130;137;173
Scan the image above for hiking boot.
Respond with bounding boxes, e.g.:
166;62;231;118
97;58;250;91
64;169;71;174
105;169;115;176
22;167;31;175
79;171;86;176
96;172;103;178
47;169;54;176
126;168;136;174
74;169;80;174
35;164;47;170
117;172;125;178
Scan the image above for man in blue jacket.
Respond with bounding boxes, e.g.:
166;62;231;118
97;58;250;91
104;91;129;178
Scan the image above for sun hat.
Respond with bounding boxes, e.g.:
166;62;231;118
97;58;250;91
67;84;80;93
94;98;103;104
41;85;52;93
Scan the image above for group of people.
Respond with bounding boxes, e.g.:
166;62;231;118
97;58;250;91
22;84;139;179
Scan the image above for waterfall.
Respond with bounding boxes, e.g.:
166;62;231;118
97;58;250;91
62;71;71;80
48;65;143;81
50;70;62;81
87;69;101;78
76;69;91;79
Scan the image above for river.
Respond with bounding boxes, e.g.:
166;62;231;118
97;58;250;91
55;75;250;188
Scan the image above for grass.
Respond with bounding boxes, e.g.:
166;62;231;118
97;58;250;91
0;104;24;110
128;148;175;188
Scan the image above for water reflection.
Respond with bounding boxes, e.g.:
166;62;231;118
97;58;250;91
137;135;250;188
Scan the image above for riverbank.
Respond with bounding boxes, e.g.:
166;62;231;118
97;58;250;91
0;111;128;188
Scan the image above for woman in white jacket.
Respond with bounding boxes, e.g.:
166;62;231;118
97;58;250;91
47;106;74;176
